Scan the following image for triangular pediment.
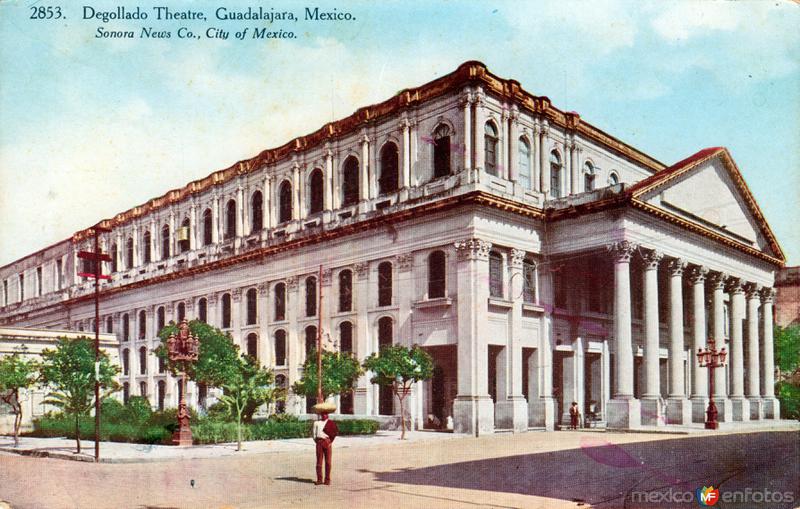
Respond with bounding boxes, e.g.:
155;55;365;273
629;148;784;262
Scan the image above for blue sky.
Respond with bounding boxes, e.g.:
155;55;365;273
0;0;797;267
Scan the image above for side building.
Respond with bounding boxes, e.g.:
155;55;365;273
0;61;785;433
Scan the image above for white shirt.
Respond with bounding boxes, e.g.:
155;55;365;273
313;419;329;440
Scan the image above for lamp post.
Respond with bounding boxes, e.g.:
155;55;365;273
167;319;199;446
696;336;727;430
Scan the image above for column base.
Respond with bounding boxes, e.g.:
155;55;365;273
691;396;709;423
640;397;664;426
665;397;692;425
353;386;369;415
453;395;495;436
495;397;529;432
731;397;750;421
712;398;733;422
607;398;641;429
748;397;764;420
762;397;779;419
529;397;556;430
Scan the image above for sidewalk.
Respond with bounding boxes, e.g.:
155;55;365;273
1;420;795;464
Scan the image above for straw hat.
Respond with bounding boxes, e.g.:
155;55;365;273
311;401;337;414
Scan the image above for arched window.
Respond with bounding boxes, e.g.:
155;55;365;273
202;208;213;245
275;374;287;413
274;283;286;321
339;321;353;353
225;199;236;239
377;317;393;415
428;250;446;299
122;348;130;376
274;330;287;365
179;218;190;253
433;124;451;178
309;169;324;214
246;288;257;325
158;355;165;374
122;313;130;341
251;191;263;233
161;225;170;260
142;231;151;264
523;258;537;304
123;382;130;404
489;251;503;298
106;316;113;334
140;381;147;399
246;332;258;360
305;325;317;361
157;380;166;411
339;270;353;312
156;306;165;332
139;346;147;375
110;244;118;272
378;262;392;307
484;122;499;176
138;310;147;339
177;302;186;322
342;156;359;206
550;151;562;198
278;181;292;223
125;237;134;269
379;142;399;194
584;161;595;192
198;297;208;323
608;171;619;186
221;293;231;328
305;276;317;317
518;137;532;190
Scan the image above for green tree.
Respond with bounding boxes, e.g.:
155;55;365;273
39;337;120;453
774;325;800;419
154;320;240;387
362;345;434;439
217;355;282;451
292;349;364;403
0;348;39;446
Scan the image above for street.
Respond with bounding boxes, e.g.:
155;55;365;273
0;430;797;509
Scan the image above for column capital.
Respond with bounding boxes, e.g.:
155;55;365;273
455;238;492;261
286;276;299;291
320;268;333;285
207;293;218;305
165;303;174;314
353;262;369;279
725;277;744;295
687;265;708;284
231;288;242;302
759;286;775;304
639;249;663;270
744;282;761;300
459;92;475;108
707;271;728;290
360;133;371;144
666;258;687;277
395;253;413;271
509;248;526;268
607;240;638;263
257;282;269;297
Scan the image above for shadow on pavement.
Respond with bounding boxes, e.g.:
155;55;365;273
274;476;317;484
373;432;799;508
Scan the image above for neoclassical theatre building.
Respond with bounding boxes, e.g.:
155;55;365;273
0;62;785;433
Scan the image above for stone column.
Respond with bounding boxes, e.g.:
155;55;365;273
235;185;244;238
760;288;778;418
231;288;242;345
353;262;371;415
359;134;370;204
539;124;550;195
666;259;691;425
211;193;220;243
508;108;519;183
167;210;175;260
689;266;709;422
291;163;300;221
323;147;333;213
727;278;749;421
530;260;555;430
262;176;271;232
640;250;663;425
569;141;579;195
207;294;218;329
189;201;198;250
453;238;494;435
461;91;473;175
474;93;486;174
396;253;414;425
606;241;640;428
495;248;528;432
132;223;140;268
297;164;306;222
745;283;763;420
257;283;270;367
500;108;509;180
708;272;732;421
532;125;541;192
401;120;411;191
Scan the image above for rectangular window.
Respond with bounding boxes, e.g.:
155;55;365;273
2;280;7;306
18;273;24;301
489;252;503;298
36;267;43;296
523;260;536;304
485;138;497;176
56;258;63;290
554;271;567;310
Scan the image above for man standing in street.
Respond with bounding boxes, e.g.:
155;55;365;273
312;411;338;485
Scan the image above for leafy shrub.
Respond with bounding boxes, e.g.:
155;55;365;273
193;421;251;444
123;396;153;425
337;419;379;435
268;413;301;423
250;420;311;440
205;401;234;422
100;398;126;423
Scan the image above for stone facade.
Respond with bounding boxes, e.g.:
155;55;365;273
0;62;785;433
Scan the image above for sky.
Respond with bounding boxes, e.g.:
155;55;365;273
1;0;798;267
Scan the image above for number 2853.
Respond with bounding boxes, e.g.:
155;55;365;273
30;6;63;19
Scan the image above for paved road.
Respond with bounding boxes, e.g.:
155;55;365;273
0;430;797;509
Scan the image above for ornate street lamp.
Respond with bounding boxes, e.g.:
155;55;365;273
696;336;727;430
167;319;199;446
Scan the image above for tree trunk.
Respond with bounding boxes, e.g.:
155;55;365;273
236;403;243;452
396;383;407;440
12;390;21;447
75;414;81;454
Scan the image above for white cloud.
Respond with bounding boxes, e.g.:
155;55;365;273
651;1;741;43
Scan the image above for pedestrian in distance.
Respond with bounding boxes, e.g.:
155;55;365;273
312;404;338;486
569;401;580;430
